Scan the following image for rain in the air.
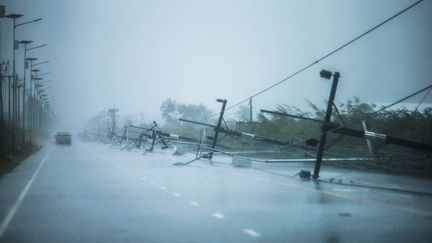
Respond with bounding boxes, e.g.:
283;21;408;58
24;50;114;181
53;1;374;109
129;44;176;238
0;0;431;242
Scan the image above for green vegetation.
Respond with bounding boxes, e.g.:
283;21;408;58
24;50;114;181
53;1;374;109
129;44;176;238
160;98;213;137
0;125;42;177
0;142;41;177
160;97;432;146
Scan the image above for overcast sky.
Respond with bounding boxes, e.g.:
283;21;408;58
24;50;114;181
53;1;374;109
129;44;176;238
1;0;431;128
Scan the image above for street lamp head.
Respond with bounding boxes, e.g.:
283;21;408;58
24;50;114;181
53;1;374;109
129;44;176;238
19;40;33;44
32;69;41;72
6;13;23;19
319;70;333;80
26;57;38;61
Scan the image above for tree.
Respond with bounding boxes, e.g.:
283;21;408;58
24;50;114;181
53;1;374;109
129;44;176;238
160;98;212;125
160;98;178;125
236;105;250;122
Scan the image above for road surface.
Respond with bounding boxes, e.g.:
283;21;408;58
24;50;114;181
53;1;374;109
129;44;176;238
0;142;431;242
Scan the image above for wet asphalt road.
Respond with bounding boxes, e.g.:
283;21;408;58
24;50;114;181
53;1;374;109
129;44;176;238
0;142;432;243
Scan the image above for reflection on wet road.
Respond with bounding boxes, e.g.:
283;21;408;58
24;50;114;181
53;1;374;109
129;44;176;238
0;142;431;242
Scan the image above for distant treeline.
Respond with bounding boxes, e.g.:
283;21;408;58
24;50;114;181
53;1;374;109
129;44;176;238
159;97;432;146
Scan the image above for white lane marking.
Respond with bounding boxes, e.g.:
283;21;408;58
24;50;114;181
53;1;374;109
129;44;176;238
243;228;261;237
388;193;414;199
189;201;200;207
141;177;147;181
212;212;225;219
0;147;53;239
173;193;182;197
160;186;167;190
332;188;368;193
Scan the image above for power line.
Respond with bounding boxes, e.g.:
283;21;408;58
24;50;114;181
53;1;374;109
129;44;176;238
292;83;432;147
204;0;424;120
415;87;432;111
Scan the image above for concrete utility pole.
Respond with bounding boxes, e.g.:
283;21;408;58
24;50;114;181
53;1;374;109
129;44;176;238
108;108;119;140
313;70;340;180
249;97;253;123
208;99;227;159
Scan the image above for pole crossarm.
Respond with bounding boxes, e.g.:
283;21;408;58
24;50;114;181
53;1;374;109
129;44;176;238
261;110;432;152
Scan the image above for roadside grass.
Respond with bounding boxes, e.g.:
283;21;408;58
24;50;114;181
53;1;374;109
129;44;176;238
0;145;41;177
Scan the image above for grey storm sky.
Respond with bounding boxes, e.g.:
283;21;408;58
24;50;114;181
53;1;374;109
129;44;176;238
1;0;431;127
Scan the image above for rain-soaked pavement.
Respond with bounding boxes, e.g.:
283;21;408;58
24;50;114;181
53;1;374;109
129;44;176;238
0;142;432;242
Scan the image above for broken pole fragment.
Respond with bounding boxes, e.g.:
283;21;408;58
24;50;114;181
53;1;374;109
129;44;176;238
178;119;289;146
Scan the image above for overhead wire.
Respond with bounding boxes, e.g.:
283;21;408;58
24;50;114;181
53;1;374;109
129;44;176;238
415;87;432;111
290;83;432;147
203;0;424;120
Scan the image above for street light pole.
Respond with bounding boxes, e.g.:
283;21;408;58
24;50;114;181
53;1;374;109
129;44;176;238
6;13;23;134
26;57;37;144
23;46;47;144
19;40;33;144
6;14;42;147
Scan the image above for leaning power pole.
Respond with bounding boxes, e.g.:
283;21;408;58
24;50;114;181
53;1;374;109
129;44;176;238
313;70;340;180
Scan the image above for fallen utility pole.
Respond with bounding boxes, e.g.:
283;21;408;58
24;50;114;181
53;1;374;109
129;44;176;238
260;110;432;152
178;118;289;146
120;123;201;148
155;130;200;143
125;124;199;143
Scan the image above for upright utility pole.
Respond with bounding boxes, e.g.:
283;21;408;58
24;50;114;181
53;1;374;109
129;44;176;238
313;70;340;180
108;108;119;140
249;97;253;123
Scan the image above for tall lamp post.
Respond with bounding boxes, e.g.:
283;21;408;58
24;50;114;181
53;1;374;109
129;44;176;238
28;59;48;144
6;13;23;131
6;13;42;147
26;57;37;144
34;76;46;138
18;40;32;143
20;45;48;144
